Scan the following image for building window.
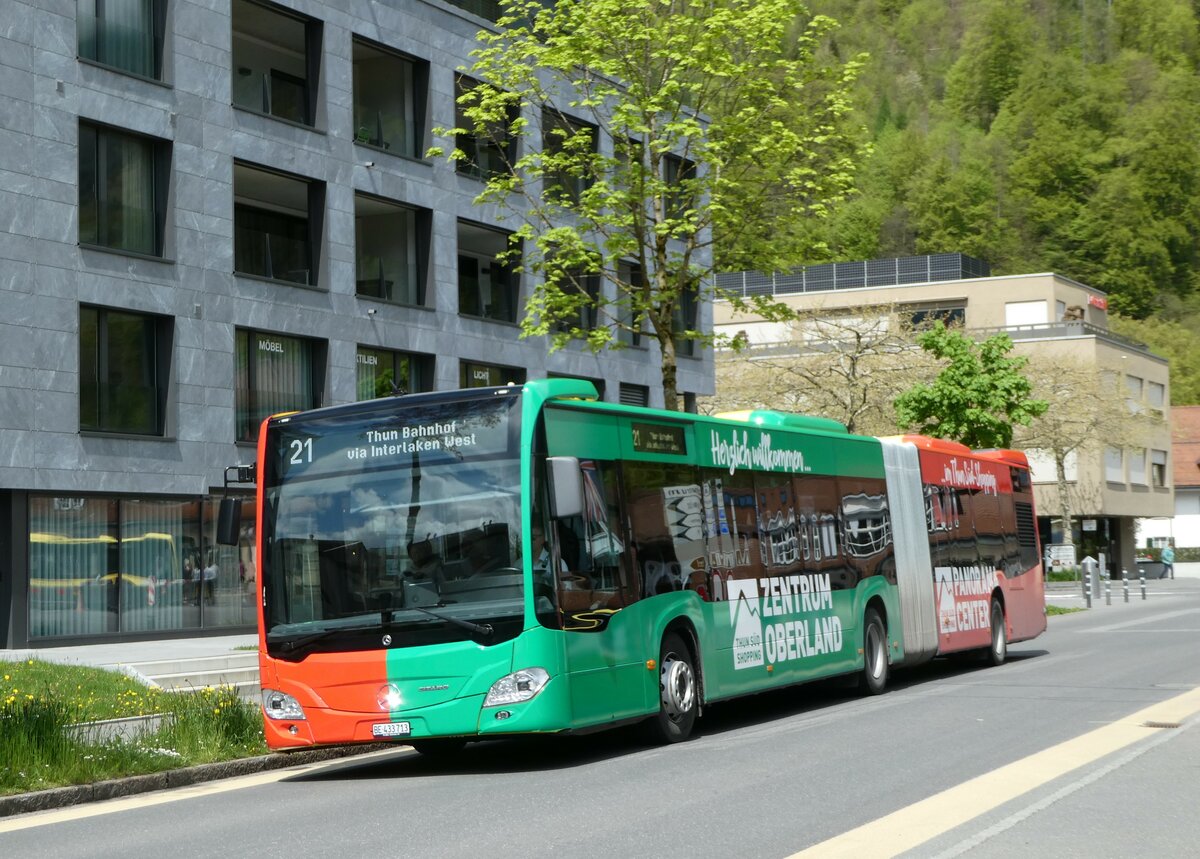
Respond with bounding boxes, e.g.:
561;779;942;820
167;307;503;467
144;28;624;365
458;221;518;322
551;267;600;333
443;0;501;21
1005;300;1048;327
356;346;432;400
456;76;515;180
79;305;170;436
619;383;648;406
234;161;322;286
617;261;644;347
78;122;168;256
352;39;426;159
77;0;165;79
355;194;427;305
28;495;258;638
1148;381;1165;416
460;361;525;388
235;329;323;441
908;304;966;328
673;284;699;358
1151;449;1168;488
232;0;321;127
663;153;696;221
542;110;596;205
1130;448;1147;486
1125;375;1144;414
1104;446;1124;483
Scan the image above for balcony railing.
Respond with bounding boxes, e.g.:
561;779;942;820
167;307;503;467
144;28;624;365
716;254;991;298
971;321;1161;358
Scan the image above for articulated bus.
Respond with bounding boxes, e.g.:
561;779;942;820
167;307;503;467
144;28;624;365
229;379;1045;753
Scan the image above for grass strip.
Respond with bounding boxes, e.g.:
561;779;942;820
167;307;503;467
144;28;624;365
1;659;266;796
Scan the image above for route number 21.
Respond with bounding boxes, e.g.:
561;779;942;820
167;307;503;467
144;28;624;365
289;437;313;465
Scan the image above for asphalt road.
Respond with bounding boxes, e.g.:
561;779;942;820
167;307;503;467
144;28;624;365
3;580;1198;858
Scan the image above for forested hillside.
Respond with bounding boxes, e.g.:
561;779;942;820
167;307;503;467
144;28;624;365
792;0;1200;403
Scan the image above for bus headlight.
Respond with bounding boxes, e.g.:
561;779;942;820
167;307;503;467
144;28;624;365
261;689;307;720
484;668;550;707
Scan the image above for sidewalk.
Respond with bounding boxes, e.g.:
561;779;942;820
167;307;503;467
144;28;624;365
0;633;257;674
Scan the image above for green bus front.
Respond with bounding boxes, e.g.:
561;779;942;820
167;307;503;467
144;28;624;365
255;380;900;750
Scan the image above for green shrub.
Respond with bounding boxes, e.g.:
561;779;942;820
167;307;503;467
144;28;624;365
1046;568;1080;582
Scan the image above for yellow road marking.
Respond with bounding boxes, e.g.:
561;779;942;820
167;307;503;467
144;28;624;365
0;748;403;833
788;685;1200;859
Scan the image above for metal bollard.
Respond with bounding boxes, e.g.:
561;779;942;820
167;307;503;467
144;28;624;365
1122;568;1129;603
1106;576;1111;605
1140;569;1146;601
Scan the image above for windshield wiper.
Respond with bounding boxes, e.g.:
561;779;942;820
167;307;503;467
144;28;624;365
269;606;494;657
385;606;493;639
269;621;381;654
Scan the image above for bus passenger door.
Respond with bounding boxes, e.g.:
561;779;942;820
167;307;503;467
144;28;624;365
558;461;648;725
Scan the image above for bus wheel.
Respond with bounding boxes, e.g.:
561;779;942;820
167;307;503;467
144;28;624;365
986;599;1007;667
410;738;467;758
858;608;888;696
647;633;698;743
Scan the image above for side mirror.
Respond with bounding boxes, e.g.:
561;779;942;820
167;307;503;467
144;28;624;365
216;498;242;546
547;456;584;520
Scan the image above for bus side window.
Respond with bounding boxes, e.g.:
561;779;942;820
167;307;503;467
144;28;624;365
625;462;707;599
555;460;639;630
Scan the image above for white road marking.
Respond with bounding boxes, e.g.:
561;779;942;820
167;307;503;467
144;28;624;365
785;685;1200;858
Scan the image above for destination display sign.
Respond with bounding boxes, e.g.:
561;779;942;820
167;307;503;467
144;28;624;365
631;422;687;455
271;395;518;482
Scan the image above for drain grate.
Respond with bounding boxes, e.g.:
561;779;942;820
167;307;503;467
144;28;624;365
1142;721;1182;729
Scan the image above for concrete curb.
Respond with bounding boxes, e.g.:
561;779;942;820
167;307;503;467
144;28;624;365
0;744;394;819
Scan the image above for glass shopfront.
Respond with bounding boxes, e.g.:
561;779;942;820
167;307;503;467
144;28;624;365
27;494;257;639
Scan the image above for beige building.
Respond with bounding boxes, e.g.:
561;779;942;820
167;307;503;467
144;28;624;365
714;254;1174;576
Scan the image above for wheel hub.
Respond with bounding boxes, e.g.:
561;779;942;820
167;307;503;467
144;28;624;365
660;656;695;720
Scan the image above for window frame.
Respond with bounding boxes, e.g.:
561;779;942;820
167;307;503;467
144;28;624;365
459;361;526;388
235;328;325;442
351;37;428;160
233;160;324;287
77;0;167;82
455;75;517;181
78;120;170;258
457;220;519;323
354;192;430;306
231;0;322;128
78;304;172;437
541;109;597;205
355;345;432;400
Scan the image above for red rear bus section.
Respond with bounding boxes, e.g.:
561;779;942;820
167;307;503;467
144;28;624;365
883;436;1046;665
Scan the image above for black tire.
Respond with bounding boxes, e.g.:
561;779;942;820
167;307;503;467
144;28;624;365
410;737;467;758
986;599;1007;667
644;632;698;743
857;608;888;695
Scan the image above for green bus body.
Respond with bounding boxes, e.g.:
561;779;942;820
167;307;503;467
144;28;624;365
255;379;942;750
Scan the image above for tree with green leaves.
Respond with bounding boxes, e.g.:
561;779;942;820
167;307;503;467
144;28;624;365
433;0;867;410
894;323;1048;448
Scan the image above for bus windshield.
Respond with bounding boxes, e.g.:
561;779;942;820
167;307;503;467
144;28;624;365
261;391;524;657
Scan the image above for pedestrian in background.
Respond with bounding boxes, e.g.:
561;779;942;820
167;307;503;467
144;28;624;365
1161;543;1175;579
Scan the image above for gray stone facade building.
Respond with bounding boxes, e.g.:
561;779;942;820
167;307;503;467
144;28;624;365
0;0;713;647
